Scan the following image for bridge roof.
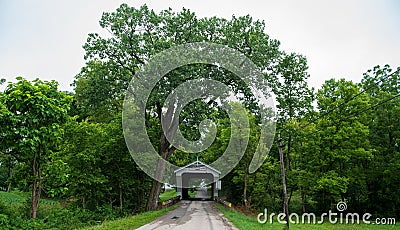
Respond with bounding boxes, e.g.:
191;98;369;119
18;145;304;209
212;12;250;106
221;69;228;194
174;160;221;174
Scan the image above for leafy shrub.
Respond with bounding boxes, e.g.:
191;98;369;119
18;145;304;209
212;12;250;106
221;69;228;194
0;191;127;229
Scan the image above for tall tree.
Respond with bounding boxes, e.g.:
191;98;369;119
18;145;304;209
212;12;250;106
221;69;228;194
361;65;400;216
218;104;257;209
78;4;284;210
0;77;72;218
314;78;372;211
274;53;315;171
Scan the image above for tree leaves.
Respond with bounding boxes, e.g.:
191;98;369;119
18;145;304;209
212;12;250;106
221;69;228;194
0;77;72;218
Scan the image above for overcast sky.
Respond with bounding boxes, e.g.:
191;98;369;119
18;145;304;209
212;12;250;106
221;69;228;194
1;0;399;92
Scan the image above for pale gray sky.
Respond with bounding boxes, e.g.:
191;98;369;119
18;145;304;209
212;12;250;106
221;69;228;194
1;0;399;92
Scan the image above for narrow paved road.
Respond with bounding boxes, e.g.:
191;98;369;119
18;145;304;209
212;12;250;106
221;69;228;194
195;187;210;199
137;199;238;230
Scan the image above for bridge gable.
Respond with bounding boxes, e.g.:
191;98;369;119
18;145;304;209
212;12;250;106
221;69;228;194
174;160;220;177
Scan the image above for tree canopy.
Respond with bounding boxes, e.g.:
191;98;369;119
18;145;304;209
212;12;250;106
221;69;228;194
0;77;72;218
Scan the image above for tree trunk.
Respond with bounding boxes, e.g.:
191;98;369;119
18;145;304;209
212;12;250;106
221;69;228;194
31;179;38;219
7;157;12;192
286;134;291;171
137;172;145;210
119;183;123;213
146;179;163;211
146;148;169;211
82;197;86;209
243;172;248;209
241;138;248;209
31;146;42;219
278;134;289;228
301;190;306;213
146;102;177;211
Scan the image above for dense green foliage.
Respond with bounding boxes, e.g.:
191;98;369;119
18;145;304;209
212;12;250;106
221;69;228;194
219;65;400;219
0;191;122;229
0;77;72;218
0;3;399;229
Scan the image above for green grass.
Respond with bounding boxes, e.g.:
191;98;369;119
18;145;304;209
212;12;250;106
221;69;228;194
158;189;198;201
159;189;198;202
0;191;26;205
84;205;178;230
159;190;178;202
216;204;398;230
188;189;197;198
0;190;60;207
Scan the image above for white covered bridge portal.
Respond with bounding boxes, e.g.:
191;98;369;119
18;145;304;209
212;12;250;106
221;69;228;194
174;160;221;200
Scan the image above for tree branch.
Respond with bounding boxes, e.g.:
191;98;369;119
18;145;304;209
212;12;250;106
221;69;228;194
9;152;26;163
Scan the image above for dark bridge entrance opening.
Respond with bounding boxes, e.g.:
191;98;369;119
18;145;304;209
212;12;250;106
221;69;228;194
175;160;221;200
181;173;214;200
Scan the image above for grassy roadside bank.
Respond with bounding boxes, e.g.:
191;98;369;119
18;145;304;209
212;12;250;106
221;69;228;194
0;190;178;229
84;204;178;230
